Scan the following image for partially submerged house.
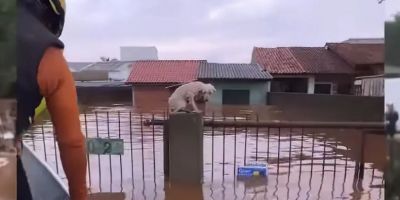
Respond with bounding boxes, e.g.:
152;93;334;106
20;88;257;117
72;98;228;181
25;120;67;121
251;47;354;94
73;60;134;82
126;60;202;111
68;61;134;104
326;40;384;96
325;42;384;76
198;63;272;105
126;60;274;110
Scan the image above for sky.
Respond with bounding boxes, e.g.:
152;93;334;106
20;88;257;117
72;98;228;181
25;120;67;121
61;0;385;63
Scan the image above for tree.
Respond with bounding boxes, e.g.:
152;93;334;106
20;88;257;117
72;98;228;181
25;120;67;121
0;1;17;98
386;13;400;66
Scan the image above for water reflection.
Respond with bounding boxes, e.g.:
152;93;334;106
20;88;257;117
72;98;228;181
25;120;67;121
165;183;204;200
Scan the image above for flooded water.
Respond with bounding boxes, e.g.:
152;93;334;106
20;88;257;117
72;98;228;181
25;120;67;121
23;100;386;200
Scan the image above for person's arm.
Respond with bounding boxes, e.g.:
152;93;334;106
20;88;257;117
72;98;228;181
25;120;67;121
37;47;87;200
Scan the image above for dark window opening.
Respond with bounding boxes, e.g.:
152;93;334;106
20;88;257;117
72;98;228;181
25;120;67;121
314;83;332;94
271;78;308;93
222;90;250;105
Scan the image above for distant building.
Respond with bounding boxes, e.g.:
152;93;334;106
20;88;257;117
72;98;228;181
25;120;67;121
126;60;201;112
251;47;354;95
126;60;273;111
120;46;158;61
325;42;384;76
67;62;92;72
69;61;135;82
342;38;384;44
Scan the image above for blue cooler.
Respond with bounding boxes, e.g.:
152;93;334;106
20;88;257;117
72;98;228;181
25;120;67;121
237;163;268;177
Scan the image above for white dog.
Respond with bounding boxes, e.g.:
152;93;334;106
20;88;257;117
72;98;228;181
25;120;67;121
168;81;216;113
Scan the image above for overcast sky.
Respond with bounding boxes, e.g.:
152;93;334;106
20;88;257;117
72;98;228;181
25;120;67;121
61;0;385;63
386;0;400;20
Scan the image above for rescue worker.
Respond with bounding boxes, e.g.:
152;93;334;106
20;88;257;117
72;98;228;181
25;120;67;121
386;104;399;137
17;0;87;199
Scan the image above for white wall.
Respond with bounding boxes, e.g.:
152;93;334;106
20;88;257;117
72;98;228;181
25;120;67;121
307;76;315;94
120;47;158;61
208;81;269;105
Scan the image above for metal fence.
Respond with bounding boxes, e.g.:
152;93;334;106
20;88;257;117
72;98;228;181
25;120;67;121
23;111;386;199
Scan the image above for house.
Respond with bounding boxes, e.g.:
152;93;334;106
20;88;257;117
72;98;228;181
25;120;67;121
325;42;384;76
354;75;384;97
197;63;272;105
69;46;159;82
73;60;134;82
68;61;134;104
251;47;354;95
126;60;202;112
67;62;92;72
342;38;384;44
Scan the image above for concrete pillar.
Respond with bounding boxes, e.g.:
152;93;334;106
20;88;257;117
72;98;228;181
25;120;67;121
307;76;315;94
168;113;203;184
165;183;204;200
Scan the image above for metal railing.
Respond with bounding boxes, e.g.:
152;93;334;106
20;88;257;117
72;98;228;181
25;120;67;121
23;111;385;199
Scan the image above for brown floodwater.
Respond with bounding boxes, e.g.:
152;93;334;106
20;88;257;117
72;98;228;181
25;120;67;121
24;101;386;200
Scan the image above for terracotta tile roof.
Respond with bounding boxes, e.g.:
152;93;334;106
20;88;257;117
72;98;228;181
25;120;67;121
252;47;354;74
252;47;303;74
290;47;354;74
126;60;203;84
198;63;272;80
325;43;384;65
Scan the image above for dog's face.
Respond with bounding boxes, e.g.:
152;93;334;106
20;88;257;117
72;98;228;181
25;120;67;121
200;83;216;102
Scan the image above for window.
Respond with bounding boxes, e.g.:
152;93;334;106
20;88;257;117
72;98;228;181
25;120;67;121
271;78;308;93
314;83;332;94
222;90;250;105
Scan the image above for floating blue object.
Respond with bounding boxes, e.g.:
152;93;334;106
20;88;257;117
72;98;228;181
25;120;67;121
237;163;268;177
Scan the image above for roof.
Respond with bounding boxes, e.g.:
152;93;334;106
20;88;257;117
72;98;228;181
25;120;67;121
198;63;272;80
75;81;129;87
83;60;134;72
127;60;203;84
252;47;353;74
325;43;384;65
72;71;109;81
290;47;354;74
68;62;93;72
342;38;384;44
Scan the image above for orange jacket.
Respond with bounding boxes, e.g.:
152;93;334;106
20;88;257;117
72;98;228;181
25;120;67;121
37;47;87;200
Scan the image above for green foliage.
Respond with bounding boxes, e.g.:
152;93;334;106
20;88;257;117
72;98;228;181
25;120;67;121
386;138;400;200
0;1;16;98
386;13;400;67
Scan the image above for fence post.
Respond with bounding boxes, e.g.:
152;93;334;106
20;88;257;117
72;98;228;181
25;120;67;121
359;132;366;179
164;122;170;179
167;112;203;184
